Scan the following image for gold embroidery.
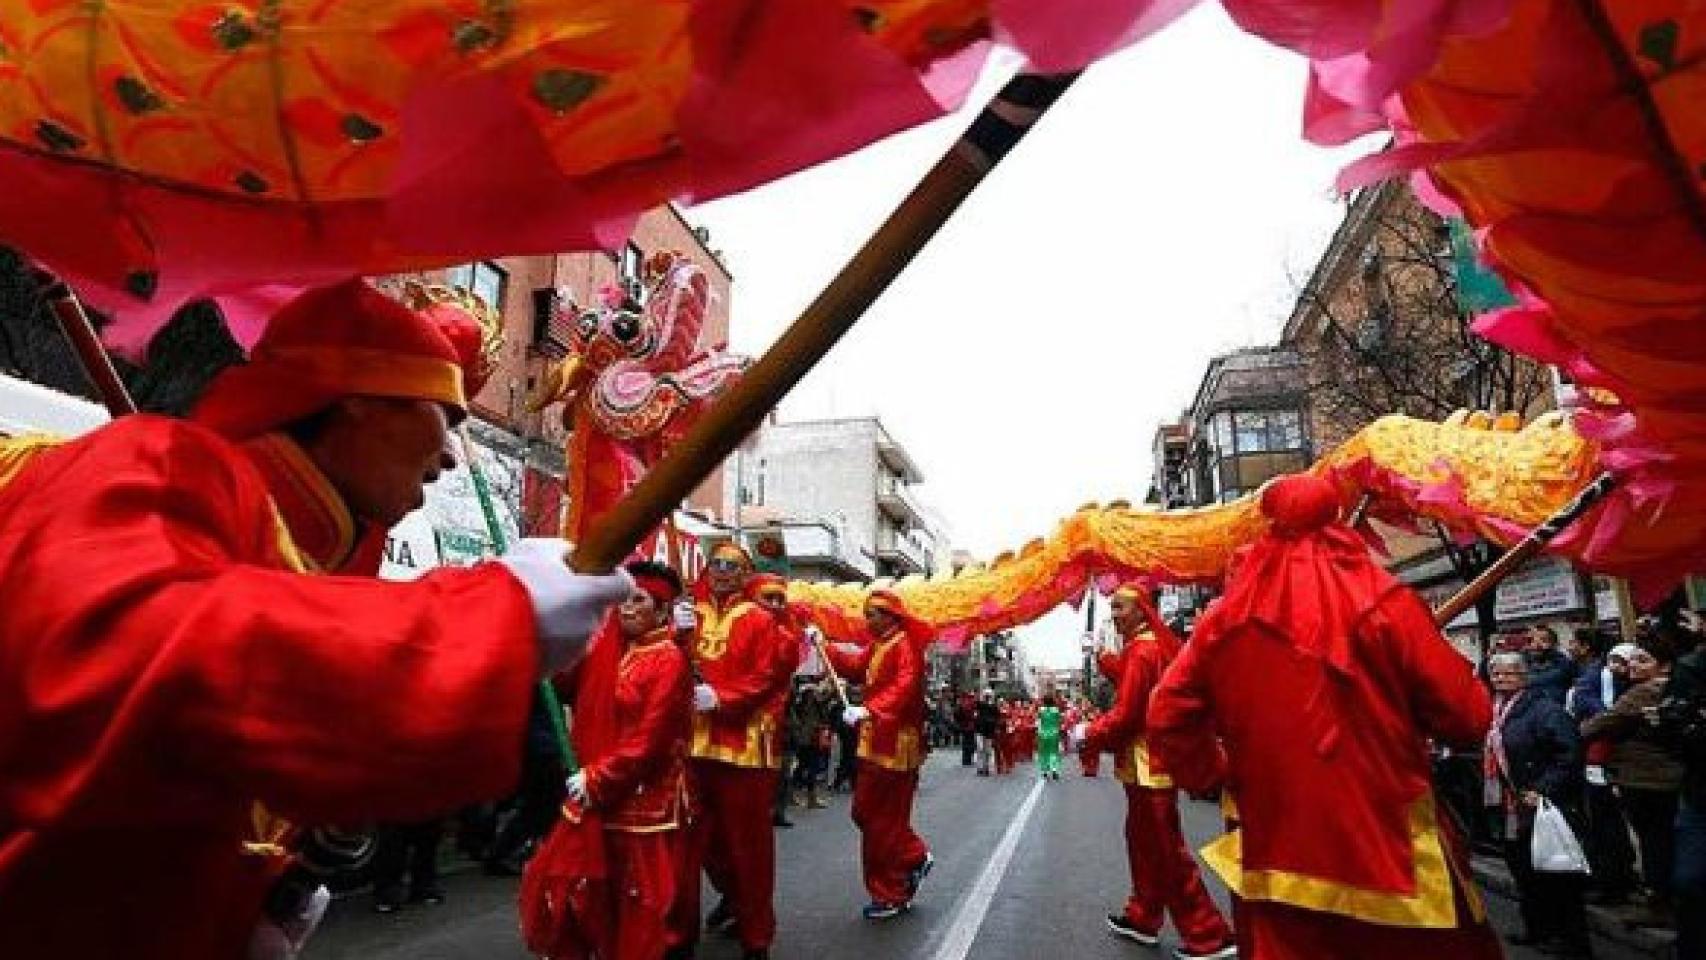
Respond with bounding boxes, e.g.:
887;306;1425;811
692;600;753;662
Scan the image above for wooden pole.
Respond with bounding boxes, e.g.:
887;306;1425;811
1346;492;1374;528
1432;472;1618;626
454;426;579;772
570;71;1081;572
30;269;136;417
810;629;853;710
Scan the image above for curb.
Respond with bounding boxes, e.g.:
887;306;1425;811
1470;855;1675;958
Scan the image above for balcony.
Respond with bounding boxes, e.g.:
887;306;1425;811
876;526;932;576
876;474;924;526
758;521;873;581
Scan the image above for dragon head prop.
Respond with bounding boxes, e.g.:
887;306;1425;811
532;250;747;443
530;250;749;543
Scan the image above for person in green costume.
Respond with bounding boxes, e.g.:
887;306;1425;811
1037;695;1064;781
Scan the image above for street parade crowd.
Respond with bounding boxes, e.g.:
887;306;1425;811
1;282;1705;960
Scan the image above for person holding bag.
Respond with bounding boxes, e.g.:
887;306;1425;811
1485;652;1594;957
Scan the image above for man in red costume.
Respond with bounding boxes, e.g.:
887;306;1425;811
826;590;936;919
521;560;694;960
681;543;798;960
1148;474;1501;960
0;279;630;959
1080;584;1237;960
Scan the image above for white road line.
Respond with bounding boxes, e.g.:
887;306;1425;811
929;779;1046;960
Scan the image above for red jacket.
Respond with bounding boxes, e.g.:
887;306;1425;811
829;629;926;771
1085;630;1172;787
564;629;693;831
689;595;798;768
1149;588;1492;929
0;417;538;958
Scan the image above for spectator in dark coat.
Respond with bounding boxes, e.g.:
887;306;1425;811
1486;652;1592;957
974;689;1000;776
1658;611;1706;960
954;692;977;767
1526;625;1580;703
1583;637;1683;925
1565;627;1614;719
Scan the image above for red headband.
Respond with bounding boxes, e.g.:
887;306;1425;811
633;572;680;606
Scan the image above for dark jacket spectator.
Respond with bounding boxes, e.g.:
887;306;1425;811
974;698;1000;738
1658;622;1706;959
1583;677;1684;793
1526;642;1579;704
1487;652;1590;955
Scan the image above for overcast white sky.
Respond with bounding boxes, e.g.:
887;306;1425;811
693;6;1377;669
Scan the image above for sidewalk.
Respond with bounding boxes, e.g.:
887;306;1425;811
1471;855;1676;959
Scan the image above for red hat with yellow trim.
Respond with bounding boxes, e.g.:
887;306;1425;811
747;572;788;603
866;589;933;645
193;279;476;440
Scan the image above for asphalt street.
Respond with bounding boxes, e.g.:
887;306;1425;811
306;752;1649;959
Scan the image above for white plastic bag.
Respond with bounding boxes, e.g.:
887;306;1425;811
1531;798;1591;874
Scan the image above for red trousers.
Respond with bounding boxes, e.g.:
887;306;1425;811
604;831;688;960
851;761;931;904
684;760;778;950
1080;743;1101;777
1121;785;1234;953
1238;877;1502;960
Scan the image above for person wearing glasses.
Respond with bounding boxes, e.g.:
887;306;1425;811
678;544;798;960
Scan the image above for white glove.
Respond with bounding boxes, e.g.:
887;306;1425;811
803;624;824;644
693;684;719;713
499;539;632;673
832;642;862;658
565;770;589;806
673;600;699;631
1072;722;1089;743
843;706;869;726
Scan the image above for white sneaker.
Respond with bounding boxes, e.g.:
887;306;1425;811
1174;943;1237;960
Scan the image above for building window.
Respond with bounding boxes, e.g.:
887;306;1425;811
446;261;507;314
617;243;644;298
1209;412;1234;457
1225;409;1304;455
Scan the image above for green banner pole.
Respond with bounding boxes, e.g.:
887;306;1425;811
456;426;578;774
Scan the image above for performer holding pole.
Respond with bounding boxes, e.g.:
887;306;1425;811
1078;584;1236;960
823;591;936;920
1149;475;1501;960
0;280;630;958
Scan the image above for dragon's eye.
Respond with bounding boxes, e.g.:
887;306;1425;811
575;311;598;341
610;311;641;344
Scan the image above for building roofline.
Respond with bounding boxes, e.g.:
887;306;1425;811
1279;177;1401;344
665;203;734;281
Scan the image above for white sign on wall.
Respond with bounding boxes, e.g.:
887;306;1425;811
1493;556;1585;622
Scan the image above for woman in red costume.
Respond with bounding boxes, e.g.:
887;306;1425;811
522;560;694;960
826;591;936;919
1149;474;1501;960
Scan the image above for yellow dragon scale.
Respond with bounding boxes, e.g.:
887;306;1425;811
789;410;1603;640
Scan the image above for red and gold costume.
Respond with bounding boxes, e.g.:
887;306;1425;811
1083;585;1233;955
0;281;539;958
1149;475;1501;960
1078;705;1102;777
520;568;694;960
995;701;1017;774
681;546;799;953
826;590;932;907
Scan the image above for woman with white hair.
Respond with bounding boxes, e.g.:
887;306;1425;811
1485;652;1593;957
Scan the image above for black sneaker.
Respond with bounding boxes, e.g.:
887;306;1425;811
906;852;935;899
409;886;446;906
1105;914;1160;946
863;901;905;921
373;899;401;915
